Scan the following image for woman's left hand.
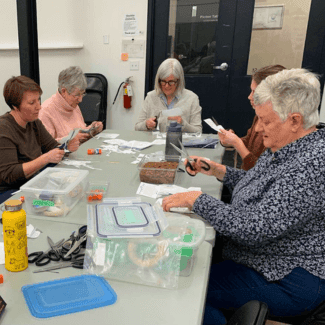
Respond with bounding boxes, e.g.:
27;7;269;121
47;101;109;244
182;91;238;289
90;121;103;134
67;137;80;152
162;191;202;212
168;115;182;125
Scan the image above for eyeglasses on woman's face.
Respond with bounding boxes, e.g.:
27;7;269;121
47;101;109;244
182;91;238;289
69;90;86;98
159;79;178;86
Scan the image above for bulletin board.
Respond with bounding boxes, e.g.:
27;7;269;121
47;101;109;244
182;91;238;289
252;5;285;30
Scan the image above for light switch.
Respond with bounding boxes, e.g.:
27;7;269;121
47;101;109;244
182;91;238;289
130;61;139;71
103;35;109;44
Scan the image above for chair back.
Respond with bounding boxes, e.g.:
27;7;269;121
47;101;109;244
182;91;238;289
228;300;268;325
79;73;108;129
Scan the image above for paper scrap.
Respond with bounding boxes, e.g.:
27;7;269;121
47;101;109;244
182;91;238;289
94;242;106;266
0;242;4;264
161;107;182;117
136;182;160;199
27;224;41;239
131;154;145;164
103;139;152;150
60;159;102;170
95;133;119;139
204;118;225;134
155;198;193;214
151;139;166;145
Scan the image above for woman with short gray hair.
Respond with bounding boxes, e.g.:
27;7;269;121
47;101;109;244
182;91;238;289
162;69;325;323
40;66;103;142
135;58;202;132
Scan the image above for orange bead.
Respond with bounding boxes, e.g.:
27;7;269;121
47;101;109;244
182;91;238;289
0;274;3;284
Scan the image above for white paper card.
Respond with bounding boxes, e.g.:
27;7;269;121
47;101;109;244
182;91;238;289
95;242;106;266
161;107;182;117
204;118;225;134
136;182;160;199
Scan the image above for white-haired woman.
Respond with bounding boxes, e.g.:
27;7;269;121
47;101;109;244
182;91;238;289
135;58;202;132
39;66;103;143
163;69;325;323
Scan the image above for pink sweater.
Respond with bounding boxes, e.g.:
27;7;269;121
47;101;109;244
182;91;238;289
39;91;87;141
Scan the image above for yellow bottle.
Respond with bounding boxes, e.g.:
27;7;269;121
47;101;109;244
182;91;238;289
2;199;28;272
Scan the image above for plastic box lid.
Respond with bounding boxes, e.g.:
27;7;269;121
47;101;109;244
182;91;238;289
87;198;169;238
21;275;117;318
20;167;89;194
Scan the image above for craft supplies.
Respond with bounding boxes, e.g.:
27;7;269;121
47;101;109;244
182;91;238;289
20;168;89;218
87;148;102;155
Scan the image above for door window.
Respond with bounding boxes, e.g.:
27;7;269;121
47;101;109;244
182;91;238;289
168;0;220;75
247;0;312;74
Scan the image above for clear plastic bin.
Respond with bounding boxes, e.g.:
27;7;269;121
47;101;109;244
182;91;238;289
85;180;110;204
165;216;206;276
138;154;181;184
20;168;89;217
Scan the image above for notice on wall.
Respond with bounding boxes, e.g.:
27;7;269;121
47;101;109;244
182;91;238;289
122;40;145;58
123;14;139;37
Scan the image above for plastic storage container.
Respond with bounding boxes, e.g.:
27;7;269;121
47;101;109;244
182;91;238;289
85;180;110;203
165;216;206;276
20;168;89;217
138;154;181;184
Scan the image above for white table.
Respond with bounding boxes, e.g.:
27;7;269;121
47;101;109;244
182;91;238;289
0;129;224;325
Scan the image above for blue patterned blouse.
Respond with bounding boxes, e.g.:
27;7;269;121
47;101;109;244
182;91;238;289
193;128;325;281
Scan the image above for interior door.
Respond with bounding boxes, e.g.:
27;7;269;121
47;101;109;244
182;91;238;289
146;0;324;136
146;0;255;135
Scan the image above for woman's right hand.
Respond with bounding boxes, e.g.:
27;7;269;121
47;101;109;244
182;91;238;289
76;131;91;143
185;155;226;180
44;148;65;164
146;117;157;129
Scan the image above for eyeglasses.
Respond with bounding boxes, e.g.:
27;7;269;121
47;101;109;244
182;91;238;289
159;79;178;86
70;91;86;98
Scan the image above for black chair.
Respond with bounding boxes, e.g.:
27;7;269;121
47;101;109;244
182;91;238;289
268;300;325;324
227;300;268;325
79;73;108;130
228;300;325;325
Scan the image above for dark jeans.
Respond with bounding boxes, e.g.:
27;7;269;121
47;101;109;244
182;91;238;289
203;260;325;324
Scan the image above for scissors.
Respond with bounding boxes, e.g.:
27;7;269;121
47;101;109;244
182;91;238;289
33;254;85;273
63;225;87;258
170;140;210;177
28;237;64;266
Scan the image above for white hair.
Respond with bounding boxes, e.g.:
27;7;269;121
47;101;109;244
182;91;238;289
253;68;320;129
154;58;185;96
58;66;87;94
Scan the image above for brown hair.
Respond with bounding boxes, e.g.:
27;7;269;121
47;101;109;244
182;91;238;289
3;75;42;110
252;65;287;85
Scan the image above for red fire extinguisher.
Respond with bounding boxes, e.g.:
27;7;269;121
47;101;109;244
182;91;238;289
113;77;133;109
123;79;132;109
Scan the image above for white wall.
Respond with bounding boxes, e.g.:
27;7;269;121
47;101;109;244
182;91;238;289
0;0;148;130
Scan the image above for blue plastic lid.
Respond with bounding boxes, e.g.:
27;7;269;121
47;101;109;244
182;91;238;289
22;275;117;318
